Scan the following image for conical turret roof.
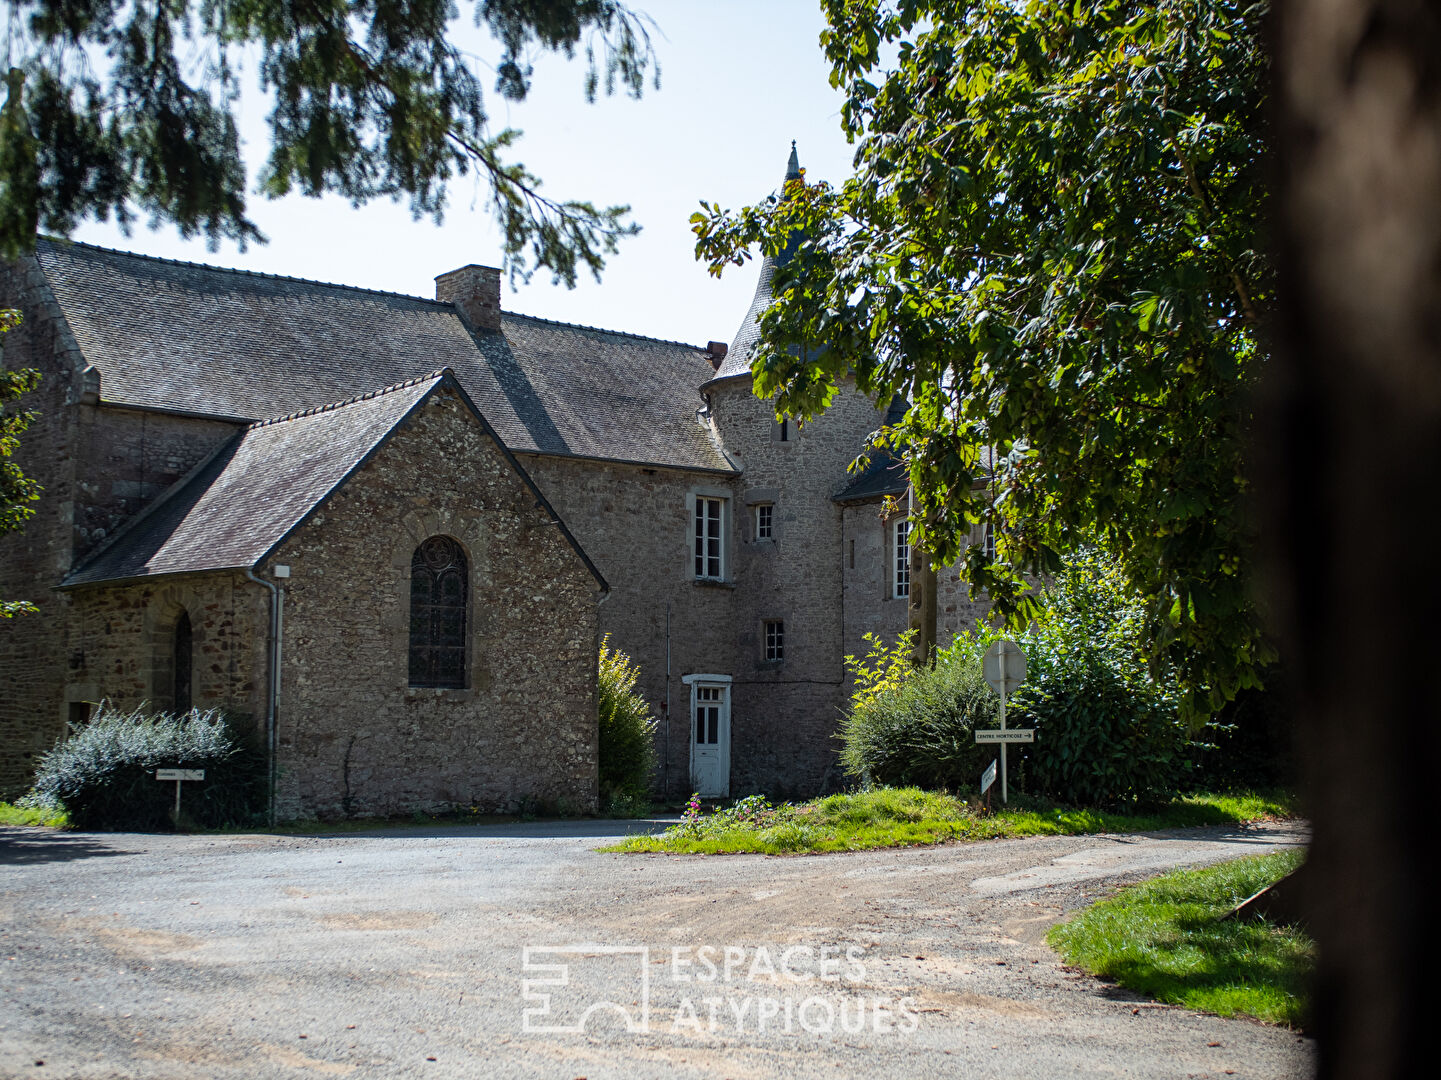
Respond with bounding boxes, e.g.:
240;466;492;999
711;143;806;384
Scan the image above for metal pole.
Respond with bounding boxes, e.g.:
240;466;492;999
174;779;183;820
999;648;1008;805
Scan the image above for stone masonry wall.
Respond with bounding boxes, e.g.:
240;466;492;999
1;257;244;797
841;500;993;675
74;407;240;562
269;387;601;819
518;453;738;800
0;258;83;797
530;378;913;799
707;376;892;795
62;574;270;730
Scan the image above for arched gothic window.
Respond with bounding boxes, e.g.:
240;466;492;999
409;536;468;688
173;610;193;714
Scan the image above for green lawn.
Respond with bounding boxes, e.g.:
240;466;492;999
0;801;70;828
1048;850;1312;1027
602;787;1296;855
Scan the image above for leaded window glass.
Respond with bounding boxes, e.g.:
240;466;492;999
409;536;468;688
174;610;193;714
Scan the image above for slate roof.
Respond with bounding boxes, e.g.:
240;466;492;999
834;452;911;503
711;146;806;384
835;432;997;503
62;371;608;589
35;238;732;473
834;397;911;503
61;374;446;587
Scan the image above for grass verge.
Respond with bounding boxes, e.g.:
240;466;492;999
1048;850;1312;1027
0;801;70;828
601;787;1296;855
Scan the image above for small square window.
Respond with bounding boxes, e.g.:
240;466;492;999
754;503;774;541
764;619;785;662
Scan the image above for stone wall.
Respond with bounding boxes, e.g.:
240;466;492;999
518;453;737;800
267;387;601;819
62;574;270;730
840;498;995;699
523;374;894;800
1;257;243;797
74;406;240;561
0;257;83;797
709;376;891;795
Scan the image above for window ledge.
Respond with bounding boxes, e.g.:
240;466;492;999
693;578;737;590
405;686;475;702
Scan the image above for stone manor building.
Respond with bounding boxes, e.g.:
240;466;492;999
0;149;990;817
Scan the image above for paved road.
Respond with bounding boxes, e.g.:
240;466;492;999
0;820;1313;1079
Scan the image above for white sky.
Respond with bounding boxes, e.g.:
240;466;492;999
70;1;855;348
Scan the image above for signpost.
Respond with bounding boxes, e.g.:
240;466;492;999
980;757;998;814
155;768;205;820
975;729;1034;744
977;640;1030;803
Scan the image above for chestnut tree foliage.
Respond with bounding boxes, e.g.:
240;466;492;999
1;308;41;618
0;0;657;283
693;0;1272;720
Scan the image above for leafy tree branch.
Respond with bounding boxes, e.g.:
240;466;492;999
0;0;657;284
694;0;1274;721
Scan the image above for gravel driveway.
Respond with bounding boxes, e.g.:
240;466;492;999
0;819;1313;1079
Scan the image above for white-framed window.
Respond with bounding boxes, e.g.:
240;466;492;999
893;518;911;599
694;495;726;579
981;521;996;561
764;619;785;662
754;503;774;541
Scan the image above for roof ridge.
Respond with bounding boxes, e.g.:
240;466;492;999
40;238;715;351
36;236;455;309
247;369;450;429
501;308;709;352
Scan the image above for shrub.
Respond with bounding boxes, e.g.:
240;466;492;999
839;631;996;791
28;703;265;831
1007;550;1193;806
838;550;1196;807
597;636;657;804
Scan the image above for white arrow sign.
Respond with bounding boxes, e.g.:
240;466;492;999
981;759;997;795
975;729;1035;744
155;769;205;781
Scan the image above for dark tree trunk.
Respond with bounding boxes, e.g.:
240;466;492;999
1267;2;1441;1075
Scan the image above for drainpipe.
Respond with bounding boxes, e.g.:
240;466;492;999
245;568;282;826
596;587;611;811
664;602;672;802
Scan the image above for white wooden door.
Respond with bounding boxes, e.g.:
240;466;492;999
690;682;730;797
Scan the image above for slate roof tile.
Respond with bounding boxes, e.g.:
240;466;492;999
36;238;733;473
61;375;443;586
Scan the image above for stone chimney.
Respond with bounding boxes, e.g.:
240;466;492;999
435;264;502;332
705;341;728;370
